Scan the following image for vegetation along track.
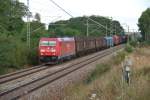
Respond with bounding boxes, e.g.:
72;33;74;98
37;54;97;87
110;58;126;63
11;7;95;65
0;45;124;100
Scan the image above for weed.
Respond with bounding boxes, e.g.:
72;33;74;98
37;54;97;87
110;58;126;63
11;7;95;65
125;43;133;53
139;67;150;76
140;40;150;46
129;40;138;47
59;47;150;100
113;51;127;65
0;66;17;75
85;64;110;84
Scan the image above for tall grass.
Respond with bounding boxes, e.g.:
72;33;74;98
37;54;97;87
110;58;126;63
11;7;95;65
113;51;127;65
0;66;17;75
85;64;110;84
125;43;134;53
62;49;150;100
63;51;126;100
140;40;150;47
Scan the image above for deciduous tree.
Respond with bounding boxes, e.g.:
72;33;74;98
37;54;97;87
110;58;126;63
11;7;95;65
138;8;150;40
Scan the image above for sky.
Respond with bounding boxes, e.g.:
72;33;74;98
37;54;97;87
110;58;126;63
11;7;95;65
19;0;150;31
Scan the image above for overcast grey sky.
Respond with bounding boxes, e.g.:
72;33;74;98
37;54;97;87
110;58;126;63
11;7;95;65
19;0;150;31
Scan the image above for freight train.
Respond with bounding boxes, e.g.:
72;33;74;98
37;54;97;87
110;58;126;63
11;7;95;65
38;35;127;63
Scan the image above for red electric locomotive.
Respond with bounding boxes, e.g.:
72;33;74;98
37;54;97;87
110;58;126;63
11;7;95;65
39;37;76;63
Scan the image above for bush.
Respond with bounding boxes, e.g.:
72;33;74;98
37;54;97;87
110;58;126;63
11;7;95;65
0;35;28;69
137;67;150;76
85;64;110;84
113;51;127;65
129;40;138;47
140;40;150;46
125;43;133;53
27;47;39;65
0;67;9;75
0;66;17;75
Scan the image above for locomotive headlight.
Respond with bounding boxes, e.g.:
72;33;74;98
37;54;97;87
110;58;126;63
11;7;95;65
40;49;45;52
50;48;56;52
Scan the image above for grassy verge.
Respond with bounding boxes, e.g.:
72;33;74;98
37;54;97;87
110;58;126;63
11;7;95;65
85;64;110;84
125;43;134;53
0;66;18;75
124;66;150;100
63;47;150;100
140;40;150;47
63;50;127;100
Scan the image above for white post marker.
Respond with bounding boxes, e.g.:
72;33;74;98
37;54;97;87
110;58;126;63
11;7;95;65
123;56;132;85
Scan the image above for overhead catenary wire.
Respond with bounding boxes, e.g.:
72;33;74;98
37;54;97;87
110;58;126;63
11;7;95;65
49;0;74;18
48;0;111;35
87;17;111;32
25;0;113;37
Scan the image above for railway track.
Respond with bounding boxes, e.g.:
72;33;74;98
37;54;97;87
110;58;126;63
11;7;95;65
0;45;124;100
0;64;50;84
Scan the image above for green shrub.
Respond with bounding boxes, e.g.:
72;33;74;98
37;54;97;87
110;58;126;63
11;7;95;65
85;64;110;84
140;40;150;46
0;66;17;75
27;47;39;65
125;43;133;53
0;67;9;75
0;35;28;69
129;41;138;47
137;67;150;76
113;51;127;65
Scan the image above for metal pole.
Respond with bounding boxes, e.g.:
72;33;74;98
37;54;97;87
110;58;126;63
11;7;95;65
127;26;129;33
127;25;129;43
122;23;130;43
86;18;89;36
110;17;113;47
27;0;30;48
115;23;116;35
110;17;113;36
106;24;107;37
132;29;135;41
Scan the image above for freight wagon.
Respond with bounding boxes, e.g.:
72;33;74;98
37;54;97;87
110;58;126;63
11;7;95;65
95;37;106;50
113;35;120;45
74;36;96;56
104;36;114;47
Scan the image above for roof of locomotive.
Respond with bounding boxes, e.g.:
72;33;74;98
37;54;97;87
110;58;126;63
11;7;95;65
40;37;75;42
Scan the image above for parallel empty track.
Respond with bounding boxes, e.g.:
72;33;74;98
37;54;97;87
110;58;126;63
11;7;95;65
0;64;51;84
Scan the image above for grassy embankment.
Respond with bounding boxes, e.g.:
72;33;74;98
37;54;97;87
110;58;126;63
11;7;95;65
63;45;150;100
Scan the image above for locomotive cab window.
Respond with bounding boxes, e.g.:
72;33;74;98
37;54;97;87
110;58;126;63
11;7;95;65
40;41;56;46
40;41;49;46
49;41;56;46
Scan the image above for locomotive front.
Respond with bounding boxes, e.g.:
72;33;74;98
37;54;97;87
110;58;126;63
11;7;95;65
39;38;58;63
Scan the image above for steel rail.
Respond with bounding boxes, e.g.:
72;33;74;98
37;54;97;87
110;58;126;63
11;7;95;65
0;64;46;79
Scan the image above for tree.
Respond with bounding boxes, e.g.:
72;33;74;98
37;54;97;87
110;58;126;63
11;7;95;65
34;13;41;22
0;34;28;68
48;15;124;37
138;8;150;40
0;0;27;36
